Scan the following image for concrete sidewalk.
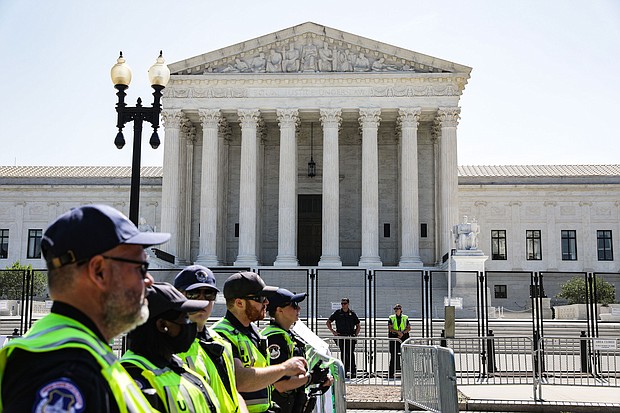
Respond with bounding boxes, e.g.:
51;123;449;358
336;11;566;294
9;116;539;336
459;384;620;412
349;384;620;412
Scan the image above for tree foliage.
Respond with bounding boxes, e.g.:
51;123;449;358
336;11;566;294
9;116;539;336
0;261;48;300
556;276;616;306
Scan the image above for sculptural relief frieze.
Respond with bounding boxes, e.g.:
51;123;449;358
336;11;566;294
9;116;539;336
181;34;437;76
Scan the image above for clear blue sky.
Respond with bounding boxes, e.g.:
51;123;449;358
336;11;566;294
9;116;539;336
1;0;618;167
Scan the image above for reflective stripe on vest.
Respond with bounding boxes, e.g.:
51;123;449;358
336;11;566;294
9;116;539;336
0;313;156;413
389;314;409;331
212;318;271;413
178;328;240;413
121;350;220;413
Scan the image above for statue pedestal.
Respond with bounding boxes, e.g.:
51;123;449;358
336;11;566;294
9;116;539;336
451;251;488;318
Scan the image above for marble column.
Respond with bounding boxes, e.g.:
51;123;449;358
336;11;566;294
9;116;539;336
195;109;222;267
176;117;195;265
437;107;461;260
398;107;423;267
544;201;558;269
358;108;382;267
318;108;343;267
234;109;260;267
217;120;231;264
274;109;300;266
160;109;184;261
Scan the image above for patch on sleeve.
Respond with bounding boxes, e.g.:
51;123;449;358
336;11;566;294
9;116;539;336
34;378;85;413
268;343;281;360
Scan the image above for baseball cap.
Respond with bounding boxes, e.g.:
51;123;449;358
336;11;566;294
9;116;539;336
223;271;278;299
41;205;170;270
174;265;220;292
147;282;210;319
266;288;307;312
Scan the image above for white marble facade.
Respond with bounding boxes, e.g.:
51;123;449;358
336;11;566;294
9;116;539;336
159;22;471;268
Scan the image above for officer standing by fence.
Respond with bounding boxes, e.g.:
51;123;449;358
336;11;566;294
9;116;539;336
326;297;360;378
388;303;410;378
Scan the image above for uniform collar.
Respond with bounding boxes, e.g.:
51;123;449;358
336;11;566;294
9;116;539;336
51;301;107;343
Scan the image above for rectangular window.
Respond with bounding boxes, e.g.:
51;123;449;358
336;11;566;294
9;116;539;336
561;230;577;261
27;229;43;259
494;285;507;299
0;229;8;259
491;230;507;260
597;230;613;261
526;230;542;260
421;223;428;238
383;223;390;238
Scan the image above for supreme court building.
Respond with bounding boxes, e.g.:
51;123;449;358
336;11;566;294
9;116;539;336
159;22;470;268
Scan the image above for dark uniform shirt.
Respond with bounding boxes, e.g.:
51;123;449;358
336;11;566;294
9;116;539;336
328;309;360;336
1;301;121;413
388;314;411;340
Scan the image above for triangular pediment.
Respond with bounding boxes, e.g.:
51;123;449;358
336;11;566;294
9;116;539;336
169;22;471;76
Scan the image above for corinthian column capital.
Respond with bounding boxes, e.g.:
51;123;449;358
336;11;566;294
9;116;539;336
358;108;381;128
198;109;221;128
276;109;300;129
436;107;461;128
161;109;184;129
319;108;342;128
238;109;261;128
397;107;421;128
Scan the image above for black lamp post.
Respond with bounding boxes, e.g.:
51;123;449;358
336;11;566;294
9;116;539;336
308;122;316;177
110;51;170;225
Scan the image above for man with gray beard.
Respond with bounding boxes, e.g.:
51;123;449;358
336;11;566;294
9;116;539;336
0;205;169;412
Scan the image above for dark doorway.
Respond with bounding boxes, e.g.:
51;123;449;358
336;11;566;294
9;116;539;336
298;195;322;266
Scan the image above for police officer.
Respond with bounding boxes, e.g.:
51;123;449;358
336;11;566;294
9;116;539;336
261;288;314;413
174;265;248;413
388;303;410;378
213;272;307;413
121;282;220;412
326;297;360;378
0;204;170;412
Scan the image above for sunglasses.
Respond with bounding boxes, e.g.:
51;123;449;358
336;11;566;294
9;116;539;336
244;295;268;303
281;301;300;309
394;307;402;310
341;301;349;305
101;255;149;277
185;289;217;301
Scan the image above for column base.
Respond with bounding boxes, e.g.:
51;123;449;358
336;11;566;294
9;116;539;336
318;256;342;267
194;255;222;268
274;256;299;267
234;256;259;267
398;256;423;268
358;256;383;268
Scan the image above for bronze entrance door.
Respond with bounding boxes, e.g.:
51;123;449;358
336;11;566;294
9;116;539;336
297;195;322;266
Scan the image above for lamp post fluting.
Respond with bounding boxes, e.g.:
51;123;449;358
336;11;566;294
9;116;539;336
110;51;170;225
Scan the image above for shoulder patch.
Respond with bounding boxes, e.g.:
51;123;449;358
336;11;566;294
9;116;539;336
35;378;85;413
268;343;281;359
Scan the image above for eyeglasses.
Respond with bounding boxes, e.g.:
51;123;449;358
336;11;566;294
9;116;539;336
101;255;149;277
394;307;402;311
185;289;217;301
281;302;300;309
244;295;268;303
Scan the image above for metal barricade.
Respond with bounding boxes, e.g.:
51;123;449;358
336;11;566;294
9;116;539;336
537;336;620;400
401;344;459;413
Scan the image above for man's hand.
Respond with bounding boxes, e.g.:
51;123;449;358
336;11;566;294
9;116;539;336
281;356;307;376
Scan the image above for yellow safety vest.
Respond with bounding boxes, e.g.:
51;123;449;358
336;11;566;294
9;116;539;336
121;350;220;413
212;318;271;413
178;328;239;412
389;314;409;332
0;313;156;413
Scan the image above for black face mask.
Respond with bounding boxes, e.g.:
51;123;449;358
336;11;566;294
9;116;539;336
164;321;197;354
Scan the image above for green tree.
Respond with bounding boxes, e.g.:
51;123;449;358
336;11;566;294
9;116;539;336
0;261;48;300
556;276;616;306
